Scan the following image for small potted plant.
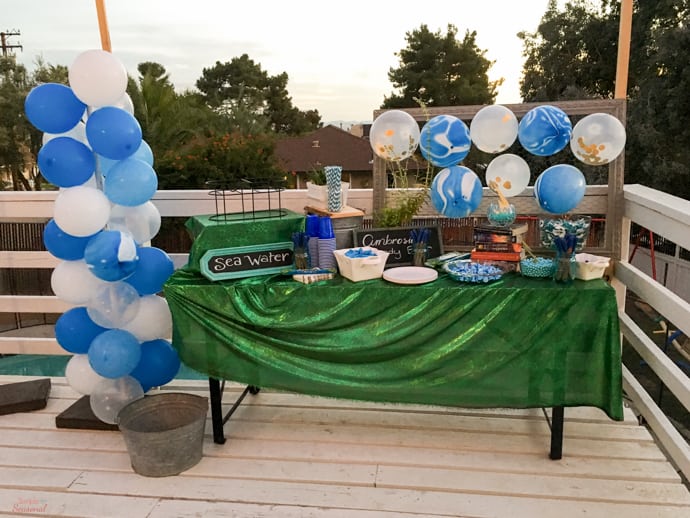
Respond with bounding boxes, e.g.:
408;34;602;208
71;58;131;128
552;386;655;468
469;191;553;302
374;157;432;227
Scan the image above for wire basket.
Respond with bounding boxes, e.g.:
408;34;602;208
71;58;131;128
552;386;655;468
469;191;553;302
206;177;287;222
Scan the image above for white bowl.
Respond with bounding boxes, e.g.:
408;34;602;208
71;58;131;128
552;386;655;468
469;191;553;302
573;253;610;280
333;247;389;282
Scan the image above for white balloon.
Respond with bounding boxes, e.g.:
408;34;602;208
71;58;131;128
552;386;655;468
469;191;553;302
69;49;128;107
43;121;89;148
80;173;99;189
65;354;108;395
570;113;626;166
485;154;531;197
110;92;135;114
470;105;519;154
369;110;420;162
87;281;141;328
108;202;162;244
89;376;144;424
54;186;111;237
122;295;172;342
51;260;107;304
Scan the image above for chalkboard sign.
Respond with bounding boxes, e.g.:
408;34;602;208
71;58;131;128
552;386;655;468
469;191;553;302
200;242;294;281
353;226;443;267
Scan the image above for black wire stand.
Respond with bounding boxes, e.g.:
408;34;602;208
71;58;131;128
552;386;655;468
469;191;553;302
206;177;287;222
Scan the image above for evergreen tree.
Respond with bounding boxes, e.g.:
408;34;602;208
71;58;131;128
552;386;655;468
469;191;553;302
196;54;321;135
382;24;501;108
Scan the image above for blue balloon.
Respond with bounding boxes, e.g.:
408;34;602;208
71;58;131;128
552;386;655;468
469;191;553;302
84;230;139;281
430;165;483;218
104;158;158;206
419;115;471;167
96;142;153;178
534;164;586;214
518;105;572;156
88;329;142;379
130;339;181;391
85;106;142;160
55;306;108;354
96;154;119;177
37;137;95;187
132;140;154;166
24;83;86;134
43;219;94;260
124;247;175;295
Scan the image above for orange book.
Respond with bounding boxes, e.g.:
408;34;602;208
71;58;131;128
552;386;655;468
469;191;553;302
470;243;523;262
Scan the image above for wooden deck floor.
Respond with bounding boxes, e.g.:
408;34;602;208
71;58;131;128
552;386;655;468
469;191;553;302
1;375;689;518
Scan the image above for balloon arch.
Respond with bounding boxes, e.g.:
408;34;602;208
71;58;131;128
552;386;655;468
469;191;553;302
25;49;179;424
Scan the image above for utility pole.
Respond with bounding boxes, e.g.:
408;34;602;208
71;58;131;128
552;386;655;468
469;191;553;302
0;30;22;57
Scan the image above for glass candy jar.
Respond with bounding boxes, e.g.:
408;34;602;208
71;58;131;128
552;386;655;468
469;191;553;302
487;202;516;227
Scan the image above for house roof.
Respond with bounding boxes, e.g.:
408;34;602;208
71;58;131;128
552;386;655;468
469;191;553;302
275;125;374;173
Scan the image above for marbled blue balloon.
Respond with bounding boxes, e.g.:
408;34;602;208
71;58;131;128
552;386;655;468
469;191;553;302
534;164;586;214
419;115;471;167
430;165;483;218
84;230;139;282
518;105;572;156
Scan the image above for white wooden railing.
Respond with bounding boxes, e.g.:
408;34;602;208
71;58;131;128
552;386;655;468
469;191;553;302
615;184;690;480
1;185;689;480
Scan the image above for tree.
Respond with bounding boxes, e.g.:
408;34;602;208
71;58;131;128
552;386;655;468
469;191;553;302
382;24;502;109
196;54;321;134
155;131;284;189
126;62;220;163
0;57;68;191
625;20;690;197
518;0;618;102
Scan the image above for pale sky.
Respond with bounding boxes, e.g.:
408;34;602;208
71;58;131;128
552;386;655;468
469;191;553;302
5;0;555;123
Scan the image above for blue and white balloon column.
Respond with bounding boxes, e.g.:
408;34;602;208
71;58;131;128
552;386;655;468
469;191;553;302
25;49;179;424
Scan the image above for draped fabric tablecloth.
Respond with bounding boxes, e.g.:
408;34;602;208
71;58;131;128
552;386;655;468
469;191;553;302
164;270;623;420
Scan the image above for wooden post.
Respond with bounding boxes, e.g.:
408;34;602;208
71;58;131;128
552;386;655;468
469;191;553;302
615;0;633;99
613;0;633;299
95;0;112;52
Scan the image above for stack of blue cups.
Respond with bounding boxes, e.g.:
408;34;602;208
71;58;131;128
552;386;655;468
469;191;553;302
305;215;320;268
317;216;337;271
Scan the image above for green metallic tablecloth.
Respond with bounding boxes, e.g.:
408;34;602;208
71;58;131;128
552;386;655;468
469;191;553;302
164;270;623;420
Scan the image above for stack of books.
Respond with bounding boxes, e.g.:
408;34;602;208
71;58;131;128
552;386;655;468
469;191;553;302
470;222;528;263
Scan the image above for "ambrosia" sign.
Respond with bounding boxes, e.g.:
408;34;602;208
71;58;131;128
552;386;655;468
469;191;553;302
353;226;442;266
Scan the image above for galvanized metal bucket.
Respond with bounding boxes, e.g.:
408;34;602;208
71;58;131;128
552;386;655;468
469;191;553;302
118;393;208;477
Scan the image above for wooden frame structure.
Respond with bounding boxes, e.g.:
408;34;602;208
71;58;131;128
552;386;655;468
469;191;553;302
372;99;627;261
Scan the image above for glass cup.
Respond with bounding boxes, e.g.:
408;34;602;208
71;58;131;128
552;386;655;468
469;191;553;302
294;247;309;270
413;244;428;267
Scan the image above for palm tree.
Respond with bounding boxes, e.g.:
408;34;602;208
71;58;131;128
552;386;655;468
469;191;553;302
126;62;220;160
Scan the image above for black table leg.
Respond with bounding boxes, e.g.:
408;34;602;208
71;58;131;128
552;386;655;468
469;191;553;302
208;377;226;444
549;405;564;460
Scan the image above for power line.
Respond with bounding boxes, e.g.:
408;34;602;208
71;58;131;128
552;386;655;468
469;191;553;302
1;30;22;57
